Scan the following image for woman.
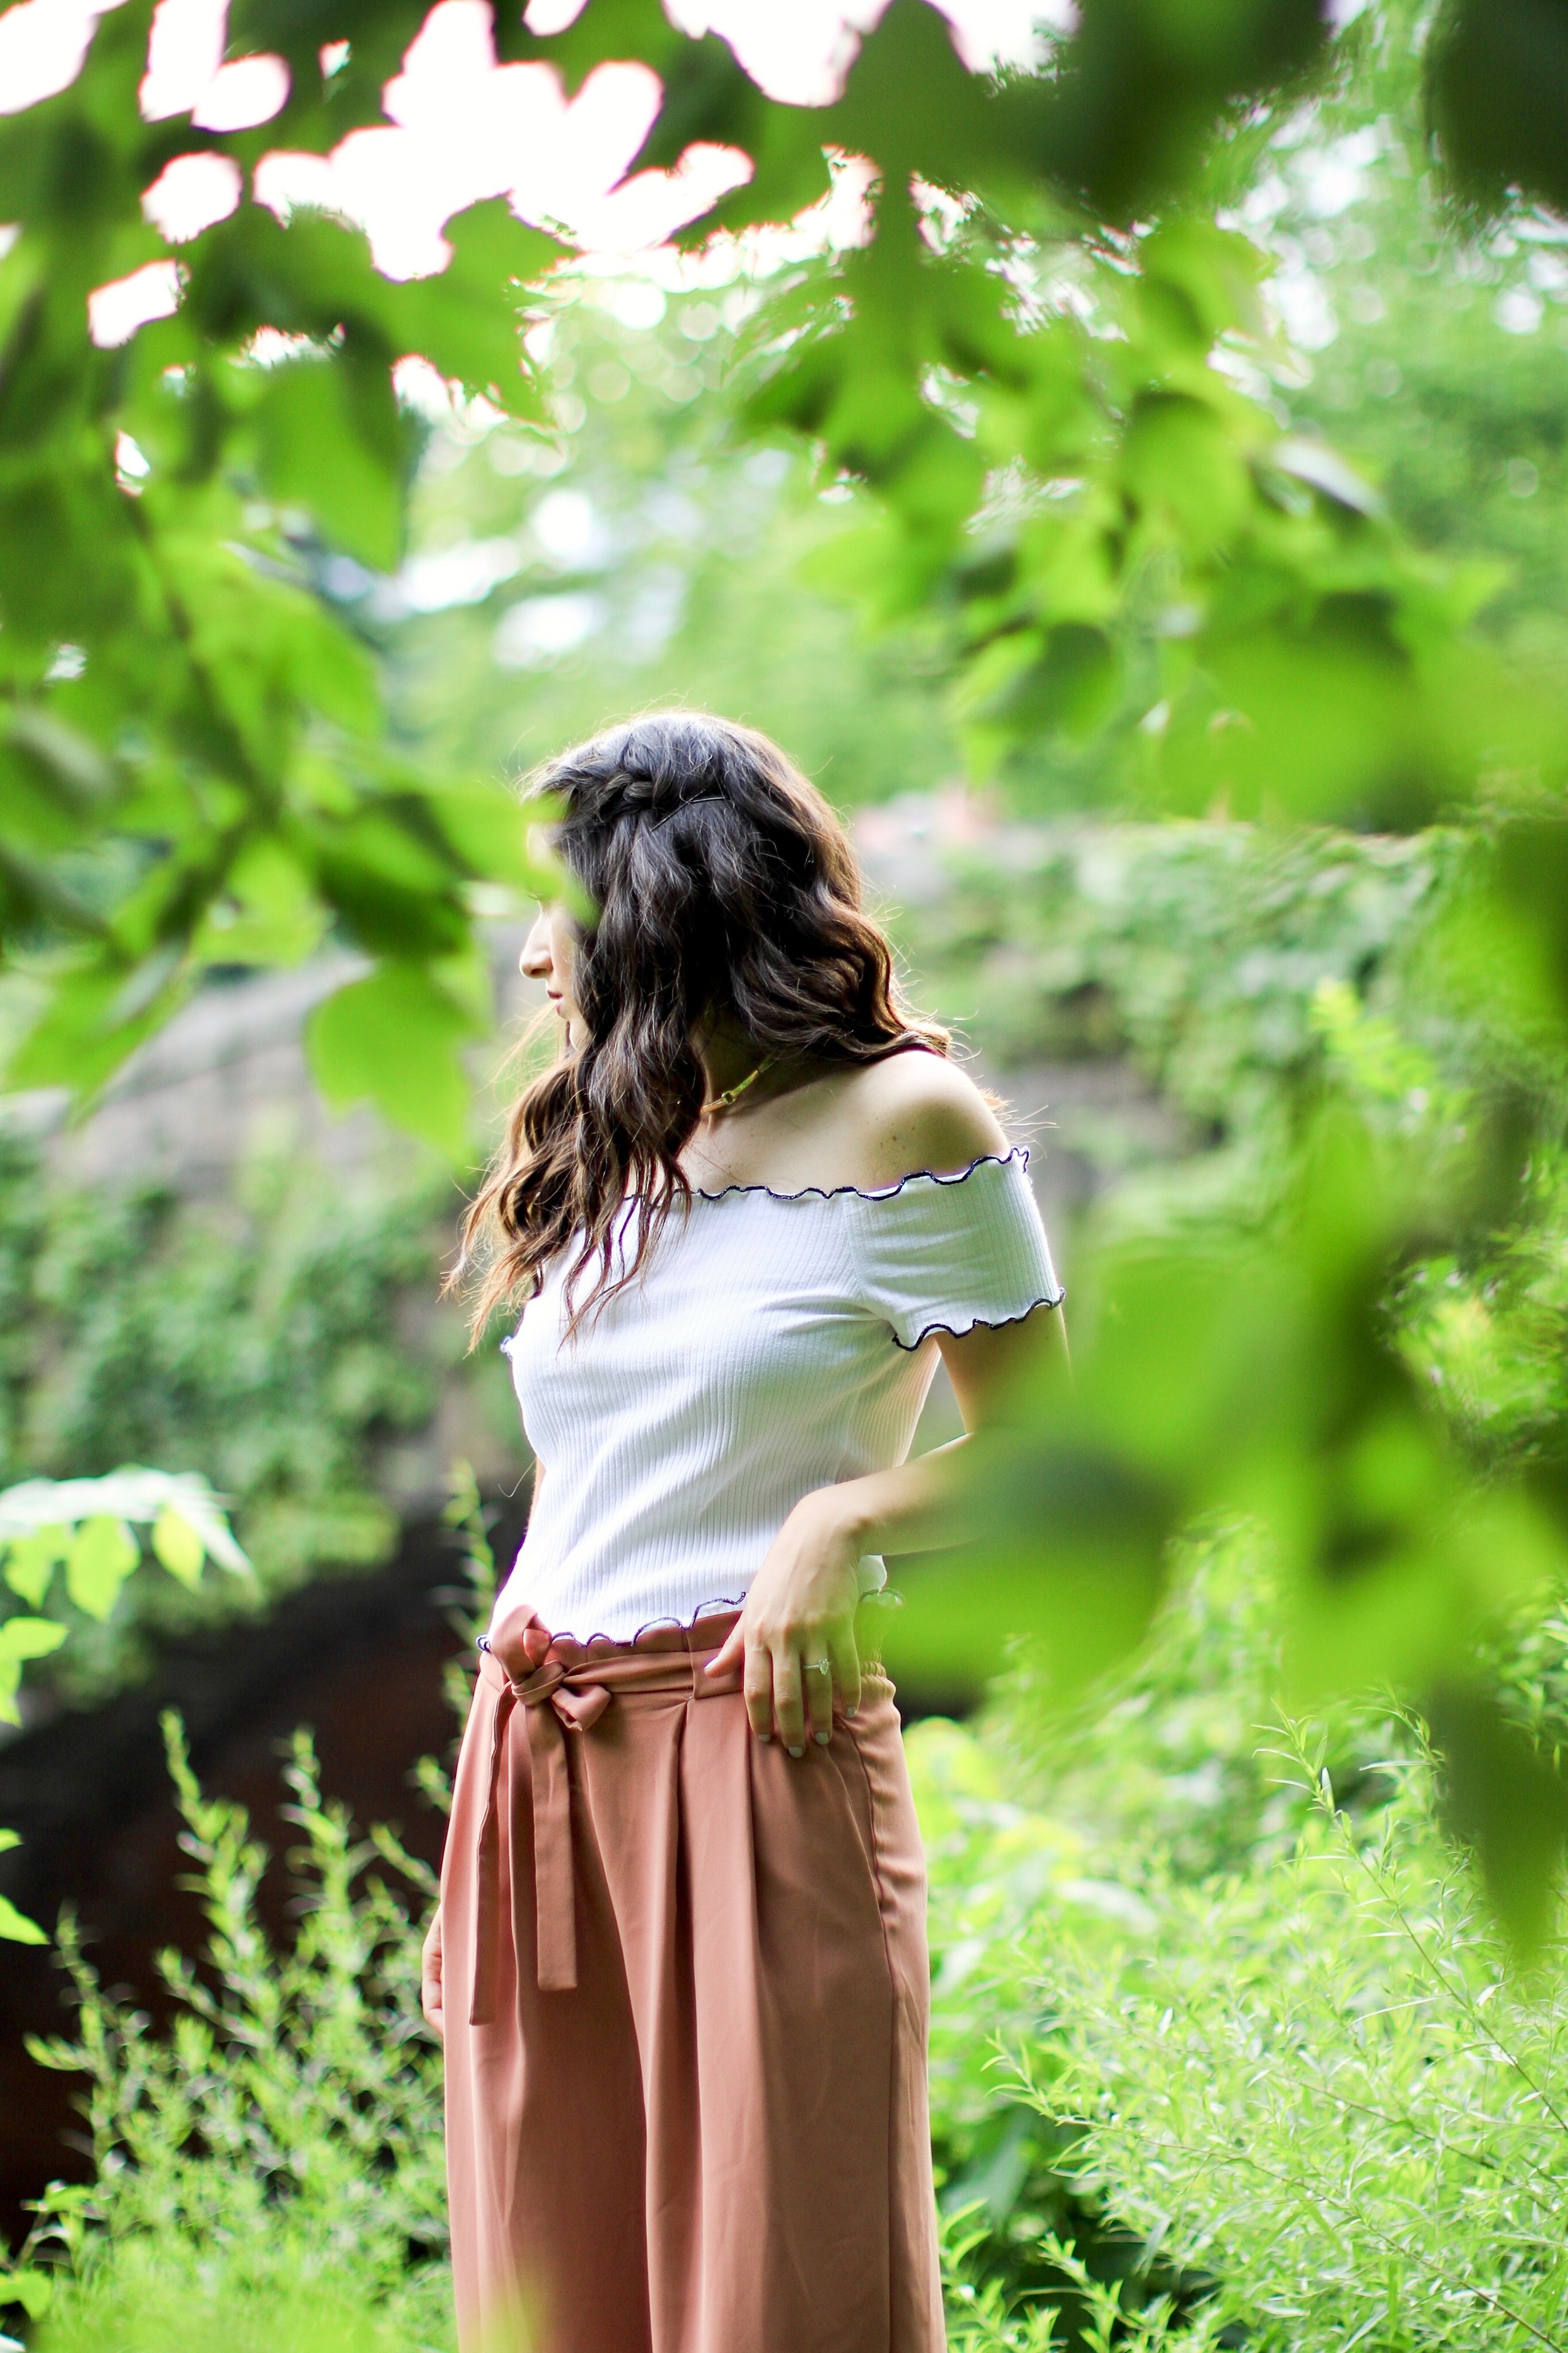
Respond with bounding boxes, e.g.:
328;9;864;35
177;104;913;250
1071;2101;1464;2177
423;713;1066;2353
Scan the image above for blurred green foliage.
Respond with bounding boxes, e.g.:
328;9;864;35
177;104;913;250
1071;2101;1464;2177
0;0;1486;1135
899;818;1437;1182
16;0;1568;2335
383;282;966;802
0;0;560;1154
0;1134;484;1706
1;0;1567;1959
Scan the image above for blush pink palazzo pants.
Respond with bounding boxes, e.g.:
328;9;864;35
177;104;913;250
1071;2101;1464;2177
439;1608;946;2353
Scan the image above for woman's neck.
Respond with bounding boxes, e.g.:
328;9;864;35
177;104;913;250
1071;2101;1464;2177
695;1019;769;1103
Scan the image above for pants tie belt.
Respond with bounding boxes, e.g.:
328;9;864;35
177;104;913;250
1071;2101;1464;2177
468;1619;742;2016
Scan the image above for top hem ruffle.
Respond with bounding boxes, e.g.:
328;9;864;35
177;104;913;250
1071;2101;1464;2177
479;1593;750;1657
682;1145;1030;1206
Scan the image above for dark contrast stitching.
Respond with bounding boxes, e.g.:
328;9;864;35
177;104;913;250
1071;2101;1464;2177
480;1596;750;1655
682;1145;1031;1205
891;1288;1067;1352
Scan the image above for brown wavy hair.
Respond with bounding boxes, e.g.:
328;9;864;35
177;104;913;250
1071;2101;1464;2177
455;711;946;1338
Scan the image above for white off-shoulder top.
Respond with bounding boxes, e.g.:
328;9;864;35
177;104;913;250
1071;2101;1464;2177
498;1148;1063;1642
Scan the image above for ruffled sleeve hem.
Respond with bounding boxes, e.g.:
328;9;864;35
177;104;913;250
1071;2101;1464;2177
891;1288;1067;1353
845;1146;1064;1353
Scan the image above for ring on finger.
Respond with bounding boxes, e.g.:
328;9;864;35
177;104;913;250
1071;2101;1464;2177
803;1657;832;1674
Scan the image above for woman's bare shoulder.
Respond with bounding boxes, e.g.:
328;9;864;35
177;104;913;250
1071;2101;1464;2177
837;1049;1009;1191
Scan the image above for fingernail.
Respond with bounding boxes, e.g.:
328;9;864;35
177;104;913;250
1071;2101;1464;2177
846;1705;859;1720
814;1731;830;1745
758;1732;770;1745
787;1745;804;1758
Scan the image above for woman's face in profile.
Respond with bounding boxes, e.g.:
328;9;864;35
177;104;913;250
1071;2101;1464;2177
521;903;582;1051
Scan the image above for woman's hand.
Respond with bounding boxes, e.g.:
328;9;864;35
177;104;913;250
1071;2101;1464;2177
421;1910;444;2040
706;1487;865;1754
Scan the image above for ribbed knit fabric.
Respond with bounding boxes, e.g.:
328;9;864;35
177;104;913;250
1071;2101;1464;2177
499;1148;1063;1643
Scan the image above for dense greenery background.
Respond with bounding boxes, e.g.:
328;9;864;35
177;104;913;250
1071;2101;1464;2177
8;0;1568;2346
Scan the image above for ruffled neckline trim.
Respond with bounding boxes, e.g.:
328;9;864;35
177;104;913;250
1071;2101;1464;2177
684;1145;1030;1205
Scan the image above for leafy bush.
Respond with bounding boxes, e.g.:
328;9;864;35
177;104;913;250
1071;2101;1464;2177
0;1474;505;2339
911;1534;1568;2352
901;820;1438;1186
916;1535;1310;2350
3;1717;450;2352
22;2268;446;2353
0;1133;488;1702
1028;1724;1568;2352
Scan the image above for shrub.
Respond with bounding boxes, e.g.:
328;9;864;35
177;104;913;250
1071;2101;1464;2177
911;1534;1568;2352
23;2258;451;2353
1025;1721;1568;2352
3;1717;450;2352
0;1135;490;1704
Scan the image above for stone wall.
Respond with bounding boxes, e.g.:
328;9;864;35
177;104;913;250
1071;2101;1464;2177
9;930;537;1201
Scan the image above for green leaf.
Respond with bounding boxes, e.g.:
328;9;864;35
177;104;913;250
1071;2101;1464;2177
0;2266;54;2317
65;1517;140;1622
1121;391;1252;551
307;960;482;1158
383;202;563;417
0;1618;68;1663
1;1526;66;1609
0;1470;250;1576
6;963;186;1100
277;598;381;740
194;837;330;971
1427;0;1568;218
0;711;116;856
827;0;999;199
0;1896;46;1948
1427;1682;1568;1962
510;0;697;92
0;1617;66;1721
422;782;555;896
307;804;471;957
226;0;432;151
184;203;393;354
1011;0;1330;221
954;623;1121;773
1135;217;1268;350
885;1464;1170;1691
254;352;408;573
151;1508;206;1590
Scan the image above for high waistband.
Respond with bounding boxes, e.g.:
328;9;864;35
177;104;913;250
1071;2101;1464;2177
469;1610;743;2014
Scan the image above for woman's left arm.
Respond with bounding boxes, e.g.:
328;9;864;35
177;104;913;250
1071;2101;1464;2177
705;1303;1067;1754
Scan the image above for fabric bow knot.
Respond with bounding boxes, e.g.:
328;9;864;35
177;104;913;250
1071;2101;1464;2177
467;1615;743;2017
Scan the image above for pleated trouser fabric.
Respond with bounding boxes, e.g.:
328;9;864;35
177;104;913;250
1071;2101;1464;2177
439;1611;945;2353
